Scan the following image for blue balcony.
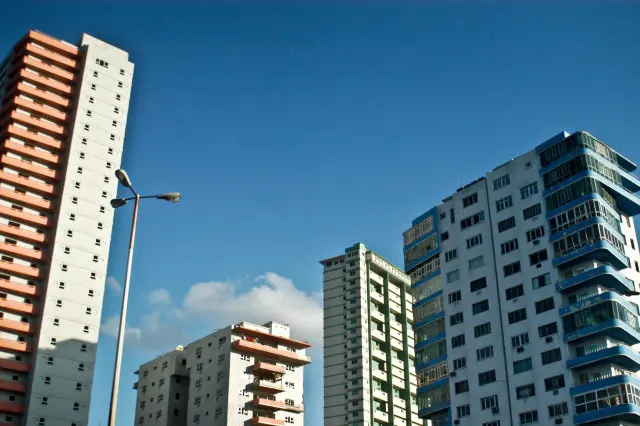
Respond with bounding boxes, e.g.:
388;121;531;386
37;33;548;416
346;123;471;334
544;170;640;216
416;354;447;372
418;402;450;419
559;291;637;317
549;216;621;244
567;345;640;371
572;375;640;425
553;240;629;270
418;377;449;394
414;290;443;308
414;310;444;330
556;265;635;295
564;319;640;346
415;331;445;351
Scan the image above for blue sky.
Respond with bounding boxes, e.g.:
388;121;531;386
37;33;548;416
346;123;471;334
3;1;640;425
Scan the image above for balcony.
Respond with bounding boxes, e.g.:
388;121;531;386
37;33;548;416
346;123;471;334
0;379;26;393
373;389;388;402
233;325;311;349
252;379;283;394
371;329;386;343
371;309;385;323
18;69;72;95
0;318;35;334
24;41;78;68
0;278;39;297
0;187;52;211
252;362;285;375
4;140;60;165
564;297;640;346
133;381;138;390
0;358;30;373
232;340;310;366
372;369;387;382
556;265;634;295
252;398;304;413
6;124;64;150
28;30;79;56
567;344;640;371
250;417;284;426
372;348;386;362
373;411;389;423
1;154;58;180
0;401;23;413
0;170;55;195
22;54;75;82
572;375;640;425
0;298;36;315
0;242;44;262
0;222;46;244
370;291;385;305
15;82;69;107
553;240;629;270
0;338;30;353
392;376;405;389
560;291;635;317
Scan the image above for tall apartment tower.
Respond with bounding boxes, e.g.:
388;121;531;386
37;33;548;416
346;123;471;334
404;130;640;426
133;321;311;426
321;243;421;426
0;30;133;426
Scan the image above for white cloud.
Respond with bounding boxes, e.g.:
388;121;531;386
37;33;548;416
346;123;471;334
101;315;142;341
101;272;322;354
182;272;322;346
106;276;122;294
149;288;171;305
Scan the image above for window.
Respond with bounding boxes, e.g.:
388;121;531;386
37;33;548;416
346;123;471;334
535;297;555;314
496;195;513;212
447;269;460;283
477;346;494;361
504;261;521;277
470;277;487;292
50;338;57;345
512;332;530;347
460;211;485;230
96;58;109;68
44;376;51;384
56;300;62;307
544;374;565;391
116;94;121;100
478;370;496;386
529;249;548;265
463;193;478;208
532;273;551;289
520;182;539;199
86;110;92;117
448;290;462;304
90;273;96;280
541;348;562;365
474;322;491;338
516;384;536;399
526;226;545;242
508;308;527;324
118;81;123;88
513;358;533;374
548;402;568;418
114;107;120;114
472;300;489;315
469;256;485;270
505;284;524;301
453;357;466;370
78;363;84;371
75;382;82;391
454;380;469;394
457;404;471;418
493;174;510;190
86;307;92;315
538;322;558;338
441;231;449;241
450;208;455;224
108;148;114;154
89;97;94;103
110;134;116;141
523;203;542;220
47;357;54;365
500;238;519;254
481;395;498;410
466;233;483;249
83;326;89;333
450;312;464;326
498;216;516;232
42;397;48;405
519;410;538;425
451;334;466;348
445;249;458;262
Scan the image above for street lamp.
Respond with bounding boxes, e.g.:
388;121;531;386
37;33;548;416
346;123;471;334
108;169;180;426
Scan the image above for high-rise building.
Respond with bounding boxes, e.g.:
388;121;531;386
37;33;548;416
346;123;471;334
133;321;311;426
404;131;640;426
0;30;133;426
321;243;421;426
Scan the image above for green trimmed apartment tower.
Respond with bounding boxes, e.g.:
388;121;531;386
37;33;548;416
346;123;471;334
321;243;422;426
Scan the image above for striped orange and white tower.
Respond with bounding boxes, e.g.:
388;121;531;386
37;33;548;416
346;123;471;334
0;30;133;426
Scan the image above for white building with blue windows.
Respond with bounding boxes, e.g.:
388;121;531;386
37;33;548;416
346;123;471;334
403;131;640;426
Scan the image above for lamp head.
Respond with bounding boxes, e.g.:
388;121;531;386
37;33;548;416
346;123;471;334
115;169;132;188
110;198;128;208
157;192;181;203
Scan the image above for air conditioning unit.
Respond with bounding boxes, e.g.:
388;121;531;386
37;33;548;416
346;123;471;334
516;347;524;353
555;419;563;425
546;336;553;343
476;291;482;295
492;406;500;414
454;421;460;425
536;263;542;269
533;239;540;245
553;390;559;395
449;372;457;377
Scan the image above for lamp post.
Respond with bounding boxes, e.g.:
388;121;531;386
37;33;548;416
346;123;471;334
107;169;180;426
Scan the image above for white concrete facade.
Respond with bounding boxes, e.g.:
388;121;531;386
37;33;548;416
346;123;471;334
133;321;311;426
321;243;421;426
405;131;640;426
0;30;133;426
